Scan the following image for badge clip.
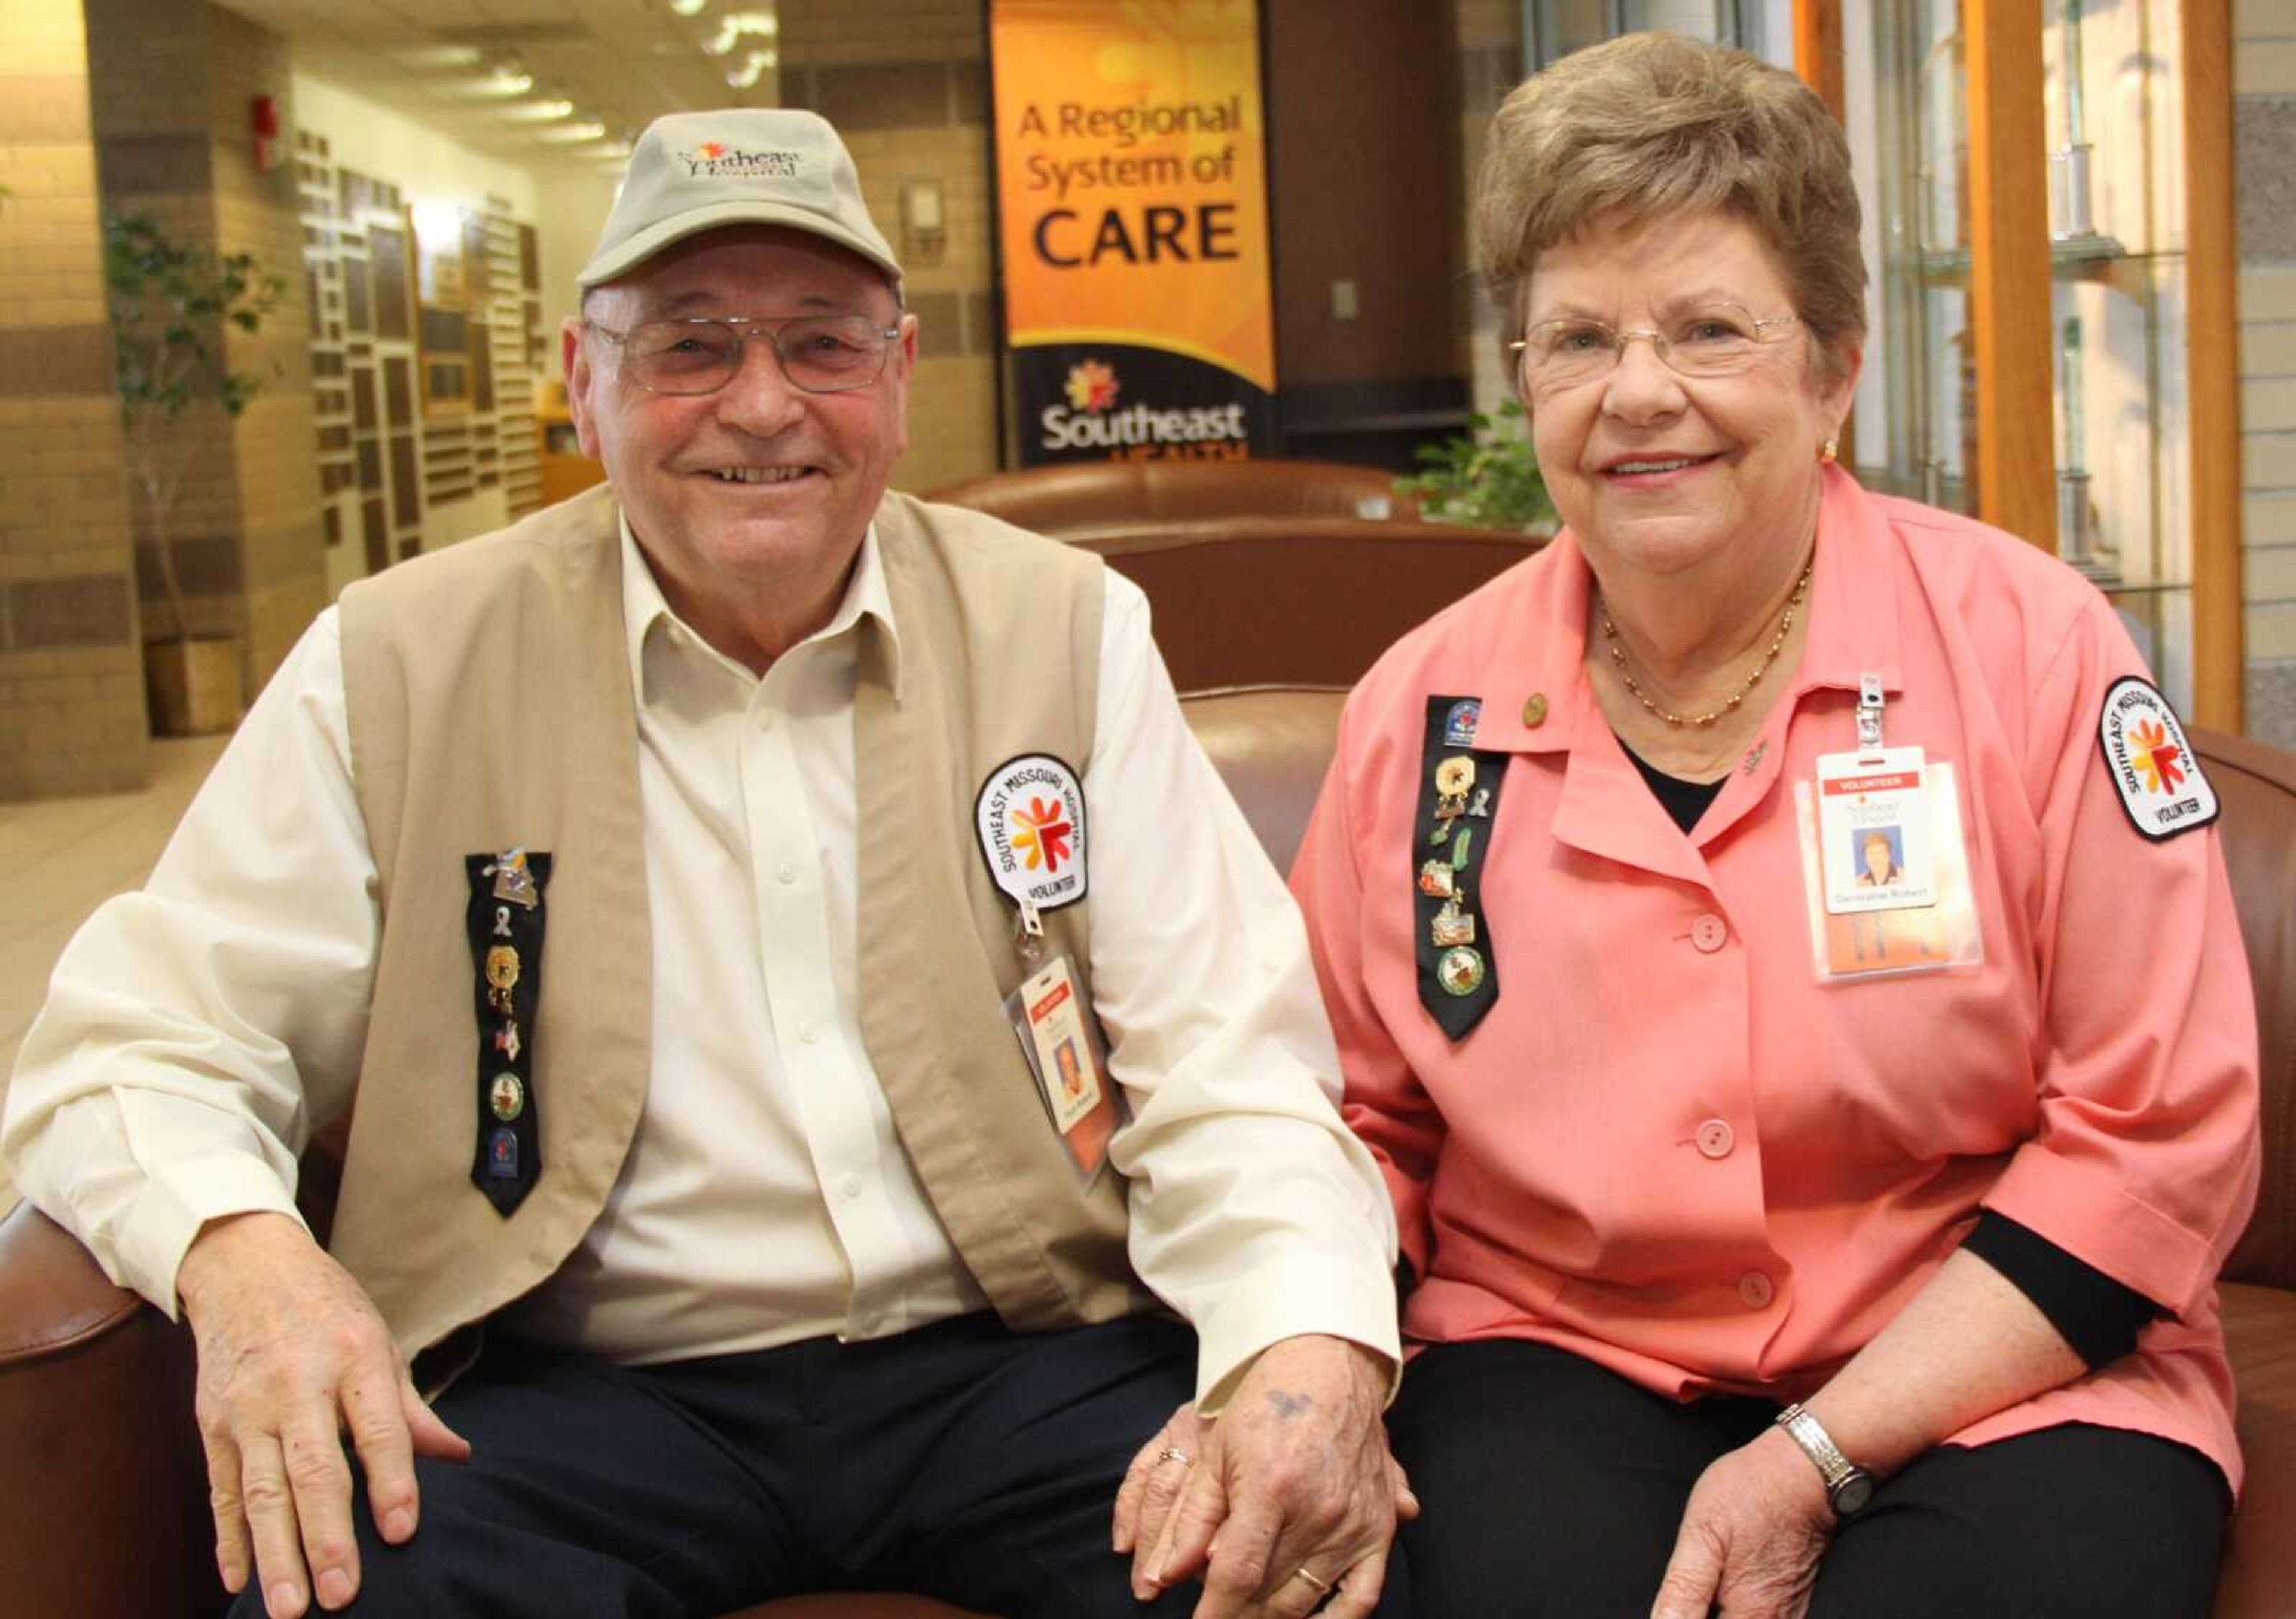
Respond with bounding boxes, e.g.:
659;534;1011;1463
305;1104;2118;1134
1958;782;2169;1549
1855;672;1886;757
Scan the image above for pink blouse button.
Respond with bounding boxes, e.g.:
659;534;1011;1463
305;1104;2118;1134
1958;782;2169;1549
1690;914;1728;953
1738;1270;1775;1309
1696;1119;1735;1159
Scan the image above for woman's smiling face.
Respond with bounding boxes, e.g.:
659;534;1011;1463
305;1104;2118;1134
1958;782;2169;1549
1519;208;1855;587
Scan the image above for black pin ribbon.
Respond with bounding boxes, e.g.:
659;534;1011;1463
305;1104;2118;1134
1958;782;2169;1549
1413;696;1510;1041
465;849;551;1216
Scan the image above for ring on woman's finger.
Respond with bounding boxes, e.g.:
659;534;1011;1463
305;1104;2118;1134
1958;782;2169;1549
1156;1446;1192;1467
1289;1565;1335;1596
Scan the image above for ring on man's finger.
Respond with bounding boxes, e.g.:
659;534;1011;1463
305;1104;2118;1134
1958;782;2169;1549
1289;1565;1335;1596
1156;1446;1192;1467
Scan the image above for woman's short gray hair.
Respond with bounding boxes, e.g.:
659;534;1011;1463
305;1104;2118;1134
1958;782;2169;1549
1475;32;1866;388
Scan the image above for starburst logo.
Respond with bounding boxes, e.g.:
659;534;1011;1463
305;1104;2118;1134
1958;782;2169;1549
1064;359;1119;413
696;141;726;160
2129;718;2186;794
1010;795;1074;873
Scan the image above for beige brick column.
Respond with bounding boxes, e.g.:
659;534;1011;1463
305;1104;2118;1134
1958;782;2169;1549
0;0;149;800
83;0;323;709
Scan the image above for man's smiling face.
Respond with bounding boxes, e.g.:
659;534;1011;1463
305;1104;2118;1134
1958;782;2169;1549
566;224;915;626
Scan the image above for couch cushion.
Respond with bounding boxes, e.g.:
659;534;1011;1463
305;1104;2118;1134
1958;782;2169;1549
2213;1282;2296;1617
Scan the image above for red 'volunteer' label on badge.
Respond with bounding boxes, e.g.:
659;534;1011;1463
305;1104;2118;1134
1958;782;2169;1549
1822;770;1921;797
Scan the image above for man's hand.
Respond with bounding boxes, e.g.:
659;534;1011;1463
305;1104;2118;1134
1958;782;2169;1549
177;1211;471;1617
1119;1334;1413;1617
1649;1426;1833;1619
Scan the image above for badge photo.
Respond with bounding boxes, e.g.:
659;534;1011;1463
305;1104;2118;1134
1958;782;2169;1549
1816;748;1938;915
2098;676;2218;841
975;752;1089;916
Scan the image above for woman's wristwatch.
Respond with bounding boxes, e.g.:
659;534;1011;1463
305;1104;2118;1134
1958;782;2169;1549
1773;1403;1876;1517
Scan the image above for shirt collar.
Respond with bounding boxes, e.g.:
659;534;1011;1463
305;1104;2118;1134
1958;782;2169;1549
617;509;903;699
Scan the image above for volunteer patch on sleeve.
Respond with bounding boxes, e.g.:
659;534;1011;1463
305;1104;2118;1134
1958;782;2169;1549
2097;676;2218;841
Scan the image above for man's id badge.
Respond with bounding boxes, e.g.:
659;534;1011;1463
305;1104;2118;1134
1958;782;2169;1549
1004;953;1119;1181
1815;747;1938;914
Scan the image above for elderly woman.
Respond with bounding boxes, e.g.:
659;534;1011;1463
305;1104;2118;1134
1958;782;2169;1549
1288;33;2258;1619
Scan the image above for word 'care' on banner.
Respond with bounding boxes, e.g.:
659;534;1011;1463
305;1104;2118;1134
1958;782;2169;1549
988;0;1278;465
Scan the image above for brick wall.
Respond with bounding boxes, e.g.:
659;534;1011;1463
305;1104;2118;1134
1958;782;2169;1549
783;7;1000;491
84;0;323;703
2242;0;2296;745
0;0;149;800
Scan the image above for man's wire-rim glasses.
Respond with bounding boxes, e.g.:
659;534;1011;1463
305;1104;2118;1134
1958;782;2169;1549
584;313;902;396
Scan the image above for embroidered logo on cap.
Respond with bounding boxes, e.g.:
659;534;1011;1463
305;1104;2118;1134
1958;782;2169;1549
679;144;801;178
976;754;1089;913
2098;676;2218;841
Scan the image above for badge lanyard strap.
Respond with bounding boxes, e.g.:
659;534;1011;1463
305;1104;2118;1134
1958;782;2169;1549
1857;672;1886;759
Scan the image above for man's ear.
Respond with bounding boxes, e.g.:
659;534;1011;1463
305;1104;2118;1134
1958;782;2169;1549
563;315;602;460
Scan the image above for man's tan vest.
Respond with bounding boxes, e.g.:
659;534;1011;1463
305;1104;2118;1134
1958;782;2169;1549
330;483;1156;1363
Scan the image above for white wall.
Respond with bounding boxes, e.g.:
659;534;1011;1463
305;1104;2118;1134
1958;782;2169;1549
291;76;543;221
534;168;624;377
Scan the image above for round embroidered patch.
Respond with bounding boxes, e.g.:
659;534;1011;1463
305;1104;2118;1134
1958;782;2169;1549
2097;676;2218;841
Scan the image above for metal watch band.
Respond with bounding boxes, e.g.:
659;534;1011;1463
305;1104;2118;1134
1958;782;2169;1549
1774;1402;1875;1517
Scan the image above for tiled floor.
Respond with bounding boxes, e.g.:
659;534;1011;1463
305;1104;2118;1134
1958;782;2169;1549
0;734;228;1212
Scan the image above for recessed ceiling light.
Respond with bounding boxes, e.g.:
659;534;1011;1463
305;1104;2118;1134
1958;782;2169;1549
393;44;483;69
726;48;777;89
477;65;534;96
538;121;609;143
669;0;708;14
704;10;775;56
500;99;576;122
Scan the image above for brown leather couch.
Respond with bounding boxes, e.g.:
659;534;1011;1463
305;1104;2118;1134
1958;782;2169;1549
4;693;2292;1617
926;456;1425;534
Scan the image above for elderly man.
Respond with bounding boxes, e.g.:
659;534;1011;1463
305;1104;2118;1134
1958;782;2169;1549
1;111;1407;1619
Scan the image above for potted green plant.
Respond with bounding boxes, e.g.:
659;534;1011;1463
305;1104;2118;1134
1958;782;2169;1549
103;210;283;734
1394;397;1557;535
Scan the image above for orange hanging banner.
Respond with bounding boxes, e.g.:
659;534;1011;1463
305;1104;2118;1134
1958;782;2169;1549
990;0;1278;464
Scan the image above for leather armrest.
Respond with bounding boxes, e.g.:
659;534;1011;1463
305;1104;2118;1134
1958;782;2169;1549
0;1199;221;1615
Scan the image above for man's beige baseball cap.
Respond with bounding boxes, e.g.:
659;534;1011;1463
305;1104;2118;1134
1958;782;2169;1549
577;109;902;289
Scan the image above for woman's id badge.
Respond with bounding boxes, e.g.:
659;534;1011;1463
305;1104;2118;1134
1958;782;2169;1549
1794;758;1982;981
1815;747;1937;913
1004;953;1119;1182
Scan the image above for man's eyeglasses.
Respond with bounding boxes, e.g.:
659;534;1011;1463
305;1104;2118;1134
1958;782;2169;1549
1509;302;1800;394
584;314;902;396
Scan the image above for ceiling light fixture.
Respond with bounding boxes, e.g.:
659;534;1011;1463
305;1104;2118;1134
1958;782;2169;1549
538;120;610;143
669;0;709;14
499;98;577;122
704;10;777;56
726;48;778;89
479;63;534;96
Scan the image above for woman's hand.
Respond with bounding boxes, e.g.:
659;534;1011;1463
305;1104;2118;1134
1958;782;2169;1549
1650;1425;1833;1619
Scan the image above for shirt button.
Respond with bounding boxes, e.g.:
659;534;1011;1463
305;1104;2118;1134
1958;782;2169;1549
839;1172;865;1200
1696;1118;1735;1159
1738;1270;1775;1309
800;1025;820;1045
1522;691;1549;727
1691;914;1728;953
776;861;797;885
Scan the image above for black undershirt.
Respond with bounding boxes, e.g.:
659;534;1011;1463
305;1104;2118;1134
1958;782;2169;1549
1615;739;2158;1368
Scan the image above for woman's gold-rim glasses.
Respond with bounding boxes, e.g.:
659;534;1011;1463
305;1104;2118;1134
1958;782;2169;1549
1509;303;1800;394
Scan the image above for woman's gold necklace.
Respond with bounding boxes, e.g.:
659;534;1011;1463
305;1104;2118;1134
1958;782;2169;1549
1599;562;1813;728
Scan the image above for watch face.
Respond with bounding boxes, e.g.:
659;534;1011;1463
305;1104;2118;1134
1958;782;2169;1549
1832;1471;1876;1516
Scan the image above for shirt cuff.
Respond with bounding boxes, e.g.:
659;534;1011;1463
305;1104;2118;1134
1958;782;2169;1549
1189;1251;1403;1417
1981;1146;2220;1319
1961;1209;2158;1369
115;1155;307;1318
